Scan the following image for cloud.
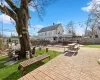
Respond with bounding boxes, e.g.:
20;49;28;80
0;14;15;24
81;6;92;12
29;4;36;12
29;1;36;12
29;7;36;12
81;0;100;12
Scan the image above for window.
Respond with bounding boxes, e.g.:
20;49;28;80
95;35;98;38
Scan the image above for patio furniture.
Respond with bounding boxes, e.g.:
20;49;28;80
18;54;50;75
67;43;79;53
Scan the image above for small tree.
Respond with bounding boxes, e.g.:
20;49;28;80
66;21;76;37
86;0;100;37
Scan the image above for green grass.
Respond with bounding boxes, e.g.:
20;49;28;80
82;45;100;48
0;49;61;80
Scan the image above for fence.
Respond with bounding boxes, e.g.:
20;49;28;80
31;40;50;46
78;38;100;45
61;38;100;45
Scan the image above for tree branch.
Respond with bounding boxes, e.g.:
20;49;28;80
28;0;33;3
5;0;18;13
0;5;17;21
20;0;30;18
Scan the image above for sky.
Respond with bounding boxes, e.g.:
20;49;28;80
0;0;95;36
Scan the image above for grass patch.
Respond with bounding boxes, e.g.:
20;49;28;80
82;45;100;48
0;49;61;80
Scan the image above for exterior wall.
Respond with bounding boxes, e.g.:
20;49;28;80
56;25;64;35
38;25;64;42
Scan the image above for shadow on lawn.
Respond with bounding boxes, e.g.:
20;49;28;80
0;57;8;69
3;61;45;80
0;63;7;69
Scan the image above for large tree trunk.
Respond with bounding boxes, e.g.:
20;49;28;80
16;9;31;59
19;30;31;58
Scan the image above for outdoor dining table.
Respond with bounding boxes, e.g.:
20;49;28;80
67;43;77;52
68;43;77;47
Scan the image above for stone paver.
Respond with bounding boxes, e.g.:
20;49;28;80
19;48;100;80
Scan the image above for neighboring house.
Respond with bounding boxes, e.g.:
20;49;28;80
85;26;100;38
85;30;93;38
94;26;100;38
38;23;64;42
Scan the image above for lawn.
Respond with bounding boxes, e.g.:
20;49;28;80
82;45;100;48
0;49;61;80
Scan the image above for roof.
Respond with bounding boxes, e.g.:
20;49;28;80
38;23;61;33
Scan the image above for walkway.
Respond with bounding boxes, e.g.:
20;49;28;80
19;48;100;80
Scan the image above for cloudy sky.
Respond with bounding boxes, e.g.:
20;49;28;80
0;0;99;36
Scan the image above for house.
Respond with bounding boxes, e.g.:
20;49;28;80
38;23;64;42
93;26;100;38
85;26;100;38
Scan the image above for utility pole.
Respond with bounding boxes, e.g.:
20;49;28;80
2;15;3;45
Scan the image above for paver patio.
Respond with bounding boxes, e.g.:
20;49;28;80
19;48;100;80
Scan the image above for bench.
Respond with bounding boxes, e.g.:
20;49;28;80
18;54;50;75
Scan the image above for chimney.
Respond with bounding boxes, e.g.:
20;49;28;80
53;23;55;25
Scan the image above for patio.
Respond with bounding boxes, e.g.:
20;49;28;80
19;47;100;80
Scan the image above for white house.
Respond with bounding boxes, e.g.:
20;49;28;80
38;23;64;42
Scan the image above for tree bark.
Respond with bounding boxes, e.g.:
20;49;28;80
19;31;31;58
16;9;31;59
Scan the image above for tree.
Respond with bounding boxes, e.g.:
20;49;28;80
86;0;100;37
0;0;56;59
66;21;76;37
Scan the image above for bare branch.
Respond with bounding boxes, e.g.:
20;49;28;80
32;1;43;21
28;0;32;3
5;0;18;13
20;0;30;18
0;5;17;21
28;0;56;20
